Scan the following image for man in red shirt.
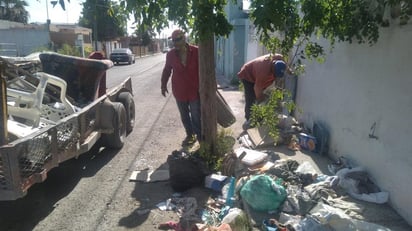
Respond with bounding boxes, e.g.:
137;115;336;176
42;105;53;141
237;54;286;128
161;29;201;146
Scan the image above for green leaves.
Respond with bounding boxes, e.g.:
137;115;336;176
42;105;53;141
79;0;127;40
120;0;233;41
168;0;191;29
250;89;284;141
250;88;296;142
0;0;29;23
192;0;233;40
249;0;411;69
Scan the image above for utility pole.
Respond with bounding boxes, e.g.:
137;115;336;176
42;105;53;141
93;0;98;51
138;21;142;57
46;0;52;50
0;64;8;145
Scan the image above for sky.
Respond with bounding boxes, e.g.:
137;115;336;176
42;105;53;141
26;0;176;37
27;0;84;24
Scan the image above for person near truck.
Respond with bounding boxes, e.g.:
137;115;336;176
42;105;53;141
237;53;287;129
161;29;201;146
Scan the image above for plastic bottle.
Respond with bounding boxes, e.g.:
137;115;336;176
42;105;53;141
225;177;236;207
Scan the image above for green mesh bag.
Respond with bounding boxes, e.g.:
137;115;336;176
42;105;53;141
240;174;287;212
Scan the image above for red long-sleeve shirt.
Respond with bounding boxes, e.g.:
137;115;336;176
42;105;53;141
161;44;199;101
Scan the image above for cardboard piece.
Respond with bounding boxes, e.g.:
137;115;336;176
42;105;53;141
246;126;275;148
129;169;170;182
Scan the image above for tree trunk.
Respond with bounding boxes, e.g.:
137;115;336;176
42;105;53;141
198;37;217;154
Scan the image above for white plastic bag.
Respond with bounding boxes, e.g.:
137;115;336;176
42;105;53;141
234;147;268;166
295;161;318;175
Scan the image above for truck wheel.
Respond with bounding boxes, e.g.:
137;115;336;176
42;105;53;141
103;102;126;149
117;92;135;134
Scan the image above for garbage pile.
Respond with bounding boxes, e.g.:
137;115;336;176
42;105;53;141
148;146;392;231
128;116;393;231
238;114;329;155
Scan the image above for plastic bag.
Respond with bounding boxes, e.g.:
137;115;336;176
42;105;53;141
167;151;211;192
221;208;251;231
295;161;318;175
240;174;287;212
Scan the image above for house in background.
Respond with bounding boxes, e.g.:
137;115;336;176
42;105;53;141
49;23;93;56
0;20;93;57
0;20;49;56
215;0;412;226
0;20;156;59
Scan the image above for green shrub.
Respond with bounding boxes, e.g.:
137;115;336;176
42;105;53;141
31;46;52;53
196;128;235;171
57;43;81;57
250;88;295;141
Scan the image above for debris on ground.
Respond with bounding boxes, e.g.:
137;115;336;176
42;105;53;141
125;112;403;230
128;140;397;230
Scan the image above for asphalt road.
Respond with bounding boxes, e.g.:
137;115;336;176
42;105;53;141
0;53;193;231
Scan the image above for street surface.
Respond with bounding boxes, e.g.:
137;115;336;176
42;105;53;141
0;53;199;231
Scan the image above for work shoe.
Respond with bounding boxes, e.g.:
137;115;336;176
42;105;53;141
182;135;197;146
242;120;252;130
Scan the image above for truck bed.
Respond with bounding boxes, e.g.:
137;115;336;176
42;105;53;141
0;52;133;200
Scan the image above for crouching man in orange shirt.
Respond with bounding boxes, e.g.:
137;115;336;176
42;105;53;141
237;53;287;129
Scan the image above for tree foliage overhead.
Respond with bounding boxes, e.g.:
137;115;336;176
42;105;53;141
79;0;127;41
115;0;412;67
119;0;233;41
130;23;156;46
51;0;70;11
249;0;412;66
0;0;29;23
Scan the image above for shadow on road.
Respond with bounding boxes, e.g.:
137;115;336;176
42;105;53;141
0;147;120;231
119;160;214;230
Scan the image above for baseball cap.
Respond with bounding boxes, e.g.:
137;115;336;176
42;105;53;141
273;60;286;78
169;29;184;40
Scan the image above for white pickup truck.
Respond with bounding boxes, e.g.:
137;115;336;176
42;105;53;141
0;52;135;200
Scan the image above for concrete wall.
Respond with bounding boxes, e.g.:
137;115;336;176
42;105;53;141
0;28;49;56
0;21;94;57
226;0;249;19
215;19;267;82
216;0;412;225
214;18;249;82
214;0;275;82
294;23;412;225
215;0;256;82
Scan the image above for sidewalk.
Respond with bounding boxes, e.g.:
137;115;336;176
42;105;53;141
216;73;412;230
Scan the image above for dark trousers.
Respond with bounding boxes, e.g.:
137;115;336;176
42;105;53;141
241;79;255;121
176;99;201;139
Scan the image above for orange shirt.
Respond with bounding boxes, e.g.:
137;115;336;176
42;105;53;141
237;54;283;100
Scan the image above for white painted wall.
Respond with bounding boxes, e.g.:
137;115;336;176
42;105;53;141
245;22;259;61
295;23;412;225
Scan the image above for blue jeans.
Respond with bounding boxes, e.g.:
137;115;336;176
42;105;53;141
176;99;201;139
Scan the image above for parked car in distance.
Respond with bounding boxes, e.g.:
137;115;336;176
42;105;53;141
110;48;135;65
162;47;170;53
